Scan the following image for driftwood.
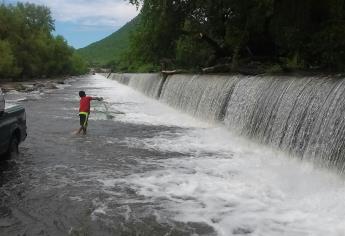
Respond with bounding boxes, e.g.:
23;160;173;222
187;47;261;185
202;62;267;75
202;64;231;73
161;69;186;75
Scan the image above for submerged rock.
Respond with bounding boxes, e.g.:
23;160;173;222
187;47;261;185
33;83;45;88
45;83;58;89
14;83;26;92
24;87;36;92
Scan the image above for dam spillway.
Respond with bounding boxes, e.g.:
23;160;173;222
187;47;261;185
109;73;345;172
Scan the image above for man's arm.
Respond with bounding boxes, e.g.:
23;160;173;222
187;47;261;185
91;97;103;101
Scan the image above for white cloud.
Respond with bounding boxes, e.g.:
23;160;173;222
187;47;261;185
22;0;139;28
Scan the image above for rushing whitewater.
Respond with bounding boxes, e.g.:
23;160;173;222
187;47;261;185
104;73;345;235
110;73;345;172
4;74;345;235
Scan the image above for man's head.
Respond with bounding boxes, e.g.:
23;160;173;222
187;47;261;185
79;91;86;97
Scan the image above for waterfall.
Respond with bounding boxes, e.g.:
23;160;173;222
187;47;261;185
109;73;131;85
160;74;241;121
109;73;345;171
223;76;345;171
110;73;163;98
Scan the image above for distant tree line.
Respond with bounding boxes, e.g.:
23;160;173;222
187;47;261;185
117;0;345;73
0;3;88;80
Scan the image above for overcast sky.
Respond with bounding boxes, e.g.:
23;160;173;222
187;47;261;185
7;0;139;48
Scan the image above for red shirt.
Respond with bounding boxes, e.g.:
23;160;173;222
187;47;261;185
79;96;92;112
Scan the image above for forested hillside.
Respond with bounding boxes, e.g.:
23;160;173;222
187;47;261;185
77;17;139;67
120;0;345;73
0;3;88;80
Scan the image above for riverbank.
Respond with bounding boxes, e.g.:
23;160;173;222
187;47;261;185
0;77;71;93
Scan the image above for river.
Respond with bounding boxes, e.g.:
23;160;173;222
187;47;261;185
0;74;345;236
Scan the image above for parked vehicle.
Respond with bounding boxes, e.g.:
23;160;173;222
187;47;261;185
0;88;4;116
0;88;27;159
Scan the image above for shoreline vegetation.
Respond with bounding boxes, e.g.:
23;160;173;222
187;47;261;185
81;1;345;76
0;3;88;82
2;1;345;79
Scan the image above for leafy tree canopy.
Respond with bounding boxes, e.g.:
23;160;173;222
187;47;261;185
0;2;88;80
123;0;345;72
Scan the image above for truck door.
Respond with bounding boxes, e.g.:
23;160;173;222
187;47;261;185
0;113;10;155
0;90;9;155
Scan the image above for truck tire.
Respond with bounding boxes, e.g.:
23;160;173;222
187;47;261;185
4;136;19;160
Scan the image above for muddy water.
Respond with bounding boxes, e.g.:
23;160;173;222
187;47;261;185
0;75;345;236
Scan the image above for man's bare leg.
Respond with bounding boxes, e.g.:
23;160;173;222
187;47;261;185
76;126;84;135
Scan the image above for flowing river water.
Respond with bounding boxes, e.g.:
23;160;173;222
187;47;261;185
1;74;345;236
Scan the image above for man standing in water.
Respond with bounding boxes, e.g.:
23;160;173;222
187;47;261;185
77;91;103;135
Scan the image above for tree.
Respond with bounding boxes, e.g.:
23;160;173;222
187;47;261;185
0;3;87;80
125;0;345;72
0;40;20;77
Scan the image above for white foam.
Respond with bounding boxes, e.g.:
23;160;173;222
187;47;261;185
69;196;84;202
91;200;108;221
91;74;345;235
122;127;254;157
117;127;345;236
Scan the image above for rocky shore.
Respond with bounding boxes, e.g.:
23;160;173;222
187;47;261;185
0;79;66;93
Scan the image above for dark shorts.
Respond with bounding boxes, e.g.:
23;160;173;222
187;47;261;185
79;113;89;127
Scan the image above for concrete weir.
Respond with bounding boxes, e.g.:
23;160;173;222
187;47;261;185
106;73;345;172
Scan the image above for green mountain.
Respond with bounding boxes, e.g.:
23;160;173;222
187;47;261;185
77;16;139;66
